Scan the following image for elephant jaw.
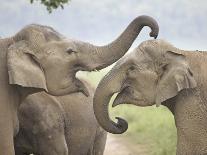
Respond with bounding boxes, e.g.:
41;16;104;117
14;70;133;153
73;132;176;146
46;76;90;97
48;84;89;96
112;92;137;107
112;87;149;107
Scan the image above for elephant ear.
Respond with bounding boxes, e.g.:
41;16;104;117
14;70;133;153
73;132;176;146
7;40;48;91
155;51;197;107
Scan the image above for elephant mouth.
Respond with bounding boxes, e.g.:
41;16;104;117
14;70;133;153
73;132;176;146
112;86;134;107
59;85;89;97
112;87;147;107
46;72;90;97
69;75;90;97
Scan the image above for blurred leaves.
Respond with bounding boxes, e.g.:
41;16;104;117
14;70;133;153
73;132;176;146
29;0;71;13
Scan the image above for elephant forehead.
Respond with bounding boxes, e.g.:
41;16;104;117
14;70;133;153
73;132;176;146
114;50;150;68
42;41;68;52
29;24;65;40
115;55;133;67
139;39;174;51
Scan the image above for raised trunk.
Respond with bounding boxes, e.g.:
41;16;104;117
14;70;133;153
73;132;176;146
86;15;159;70
93;68;128;134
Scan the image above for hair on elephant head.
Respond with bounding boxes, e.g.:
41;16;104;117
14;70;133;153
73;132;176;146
7;16;159;97
93;39;197;134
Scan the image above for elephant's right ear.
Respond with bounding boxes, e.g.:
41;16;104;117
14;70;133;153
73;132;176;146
7;41;48;91
155;51;197;107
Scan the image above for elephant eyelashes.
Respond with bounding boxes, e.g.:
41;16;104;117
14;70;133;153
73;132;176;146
73;64;83;69
129;66;136;71
157;64;168;79
66;48;77;54
161;64;168;71
188;68;193;76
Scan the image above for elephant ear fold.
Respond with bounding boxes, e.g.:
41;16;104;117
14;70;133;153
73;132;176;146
155;51;197;107
7;41;48;91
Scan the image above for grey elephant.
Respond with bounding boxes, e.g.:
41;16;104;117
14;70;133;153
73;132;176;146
94;39;207;155
0;16;158;155
14;80;107;155
0;16;159;155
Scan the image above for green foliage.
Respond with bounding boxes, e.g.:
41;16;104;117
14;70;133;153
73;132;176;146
29;0;71;13
80;69;177;155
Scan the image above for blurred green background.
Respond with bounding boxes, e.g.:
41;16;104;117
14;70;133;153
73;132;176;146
2;1;206;154
79;68;177;155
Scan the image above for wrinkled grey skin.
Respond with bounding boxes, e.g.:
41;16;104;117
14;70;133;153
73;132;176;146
0;16;159;155
14;80;107;155
94;39;207;155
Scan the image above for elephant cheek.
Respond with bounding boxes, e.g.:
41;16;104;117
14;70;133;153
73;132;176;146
46;78;75;96
112;90;153;107
112;91;136;107
133;91;155;106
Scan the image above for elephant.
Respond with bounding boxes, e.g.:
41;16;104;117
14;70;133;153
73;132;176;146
14;80;107;155
0;15;159;155
93;39;207;155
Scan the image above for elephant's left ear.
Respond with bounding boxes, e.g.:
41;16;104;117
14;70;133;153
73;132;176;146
7;41;48;91
155;51;197;107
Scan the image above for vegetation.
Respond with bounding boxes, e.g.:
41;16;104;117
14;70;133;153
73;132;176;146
110;105;177;155
80;68;177;155
29;0;71;13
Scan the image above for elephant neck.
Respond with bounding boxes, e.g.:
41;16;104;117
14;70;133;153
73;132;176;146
162;98;176;115
183;50;207;101
0;38;14;81
172;88;207;152
162;88;203;115
0;38;17;97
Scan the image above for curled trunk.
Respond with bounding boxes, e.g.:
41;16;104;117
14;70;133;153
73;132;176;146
93;68;128;134
86;15;159;70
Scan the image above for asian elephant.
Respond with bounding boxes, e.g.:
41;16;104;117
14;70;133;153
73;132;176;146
0;15;159;155
94;39;207;155
0;16;158;155
14;80;107;155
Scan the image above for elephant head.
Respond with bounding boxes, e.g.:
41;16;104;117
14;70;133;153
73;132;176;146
93;39;197;134
7;15;159;97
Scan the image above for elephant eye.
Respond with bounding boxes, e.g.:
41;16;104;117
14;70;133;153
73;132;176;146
188;68;193;76
129;66;135;71
66;48;77;54
162;64;168;71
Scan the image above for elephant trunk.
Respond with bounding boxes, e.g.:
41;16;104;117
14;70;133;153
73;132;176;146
86;15;159;70
93;67;128;134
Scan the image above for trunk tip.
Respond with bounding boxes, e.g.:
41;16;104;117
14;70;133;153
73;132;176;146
150;31;158;39
113;117;128;134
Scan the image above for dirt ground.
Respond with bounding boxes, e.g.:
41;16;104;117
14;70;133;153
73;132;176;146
104;134;148;155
